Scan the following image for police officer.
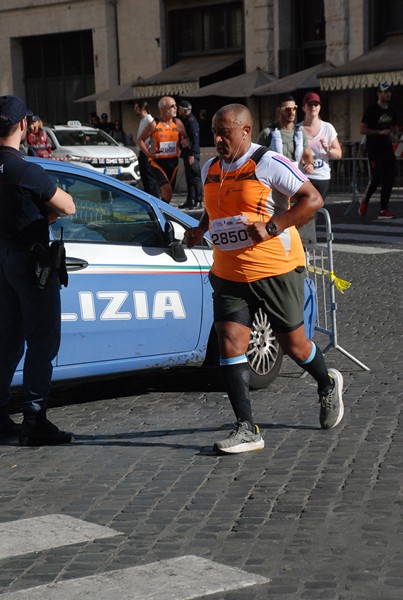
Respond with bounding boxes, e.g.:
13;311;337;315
0;95;76;445
178;100;203;209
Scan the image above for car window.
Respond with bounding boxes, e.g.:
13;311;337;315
51;129;117;147
49;172;163;246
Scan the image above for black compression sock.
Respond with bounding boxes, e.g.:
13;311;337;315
297;343;332;392
220;357;254;426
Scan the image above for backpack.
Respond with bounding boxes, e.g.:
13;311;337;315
257;126;272;147
258;124;303;162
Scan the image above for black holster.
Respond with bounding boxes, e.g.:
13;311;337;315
31;228;68;289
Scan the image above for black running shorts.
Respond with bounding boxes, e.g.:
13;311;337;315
209;267;305;333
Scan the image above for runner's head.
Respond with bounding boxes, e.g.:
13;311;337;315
159;96;177;120
212;104;252;162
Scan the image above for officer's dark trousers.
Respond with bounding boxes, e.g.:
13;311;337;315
0;242;61;416
183;156;203;204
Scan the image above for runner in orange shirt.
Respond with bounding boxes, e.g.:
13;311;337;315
184;103;344;454
137;96;188;202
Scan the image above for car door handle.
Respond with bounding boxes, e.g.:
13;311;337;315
66;256;89;271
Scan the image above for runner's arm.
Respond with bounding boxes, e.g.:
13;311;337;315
247;180;323;242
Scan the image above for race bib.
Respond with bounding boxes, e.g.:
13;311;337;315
159;141;177;155
210;214;253;251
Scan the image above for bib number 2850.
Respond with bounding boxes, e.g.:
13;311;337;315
210;215;253;251
211;228;249;246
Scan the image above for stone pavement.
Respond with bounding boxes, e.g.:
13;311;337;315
0;216;402;598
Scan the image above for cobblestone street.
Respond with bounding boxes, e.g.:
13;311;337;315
0;226;402;599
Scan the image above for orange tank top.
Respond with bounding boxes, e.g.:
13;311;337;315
152;119;181;159
204;150;306;282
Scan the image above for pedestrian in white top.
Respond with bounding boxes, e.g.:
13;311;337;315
134;100;158;196
300;91;342;200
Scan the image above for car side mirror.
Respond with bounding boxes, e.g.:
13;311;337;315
164;221;187;263
164;221;175;245
170;241;187;262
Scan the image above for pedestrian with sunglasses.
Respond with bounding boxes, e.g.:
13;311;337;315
258;95;314;173
300;91;342;200
136;96;189;203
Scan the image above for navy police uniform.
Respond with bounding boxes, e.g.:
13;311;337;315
178;101;203;208
0;147;61;422
0;94;73;445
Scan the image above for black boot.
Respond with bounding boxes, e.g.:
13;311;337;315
0;411;21;439
179;200;196;209
19;411;74;446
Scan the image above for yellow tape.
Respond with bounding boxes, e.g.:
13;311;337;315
307;266;351;293
330;271;352;293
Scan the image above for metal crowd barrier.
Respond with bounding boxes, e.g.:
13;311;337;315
329;152;403;197
304;208;370;371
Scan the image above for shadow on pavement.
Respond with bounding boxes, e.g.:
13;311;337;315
9;367;226;413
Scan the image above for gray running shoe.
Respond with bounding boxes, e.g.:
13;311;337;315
214;421;264;454
319;368;344;429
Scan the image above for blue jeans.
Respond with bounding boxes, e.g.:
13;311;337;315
0;242;61;415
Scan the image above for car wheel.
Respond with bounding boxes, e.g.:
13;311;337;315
247;308;283;389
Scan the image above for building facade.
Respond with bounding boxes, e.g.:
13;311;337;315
0;0;401;145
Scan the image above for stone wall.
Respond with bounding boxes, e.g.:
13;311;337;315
0;0;376;145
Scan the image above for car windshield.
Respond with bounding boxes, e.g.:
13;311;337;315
52;129;118;147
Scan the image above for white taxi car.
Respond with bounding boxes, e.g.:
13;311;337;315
44;121;140;185
12;158;283;390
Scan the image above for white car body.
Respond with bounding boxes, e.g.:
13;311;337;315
44;121;140;185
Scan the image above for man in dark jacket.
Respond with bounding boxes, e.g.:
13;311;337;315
178;100;203;209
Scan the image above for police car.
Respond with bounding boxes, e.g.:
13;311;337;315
13;159;283;390
44;121;140;185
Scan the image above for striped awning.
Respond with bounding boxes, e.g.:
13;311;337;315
318;35;403;91
75;54;243;102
